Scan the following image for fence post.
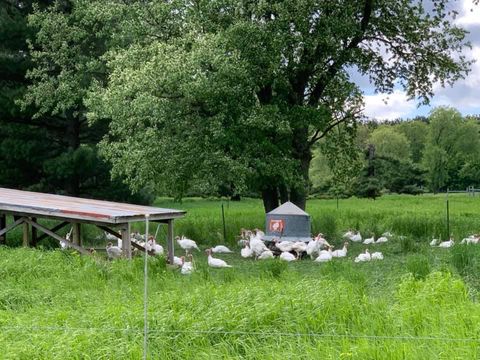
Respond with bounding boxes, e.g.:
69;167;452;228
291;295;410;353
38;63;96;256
446;189;450;239
221;204;227;243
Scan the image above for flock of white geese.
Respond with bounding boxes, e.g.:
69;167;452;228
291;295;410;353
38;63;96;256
100;226;476;275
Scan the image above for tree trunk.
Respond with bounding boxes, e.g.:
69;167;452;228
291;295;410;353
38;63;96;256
289;127;312;210
290;155;311;210
261;185;279;213
279;183;289;204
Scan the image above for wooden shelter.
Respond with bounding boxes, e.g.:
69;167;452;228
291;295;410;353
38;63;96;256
0;187;185;263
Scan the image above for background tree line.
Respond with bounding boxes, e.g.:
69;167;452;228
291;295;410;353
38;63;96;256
310;107;480;198
0;0;475;211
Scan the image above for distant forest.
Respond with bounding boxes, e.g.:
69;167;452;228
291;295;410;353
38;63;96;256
310;107;480;198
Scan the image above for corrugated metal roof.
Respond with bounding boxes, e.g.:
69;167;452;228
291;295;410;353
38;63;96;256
267;201;309;216
0;188;185;224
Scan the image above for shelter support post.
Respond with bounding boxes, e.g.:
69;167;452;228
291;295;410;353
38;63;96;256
72;223;82;247
0;214;6;244
167;219;174;265
31;217;38;247
22;220;29;247
121;223;131;259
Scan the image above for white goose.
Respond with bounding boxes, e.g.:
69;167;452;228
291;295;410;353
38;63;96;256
461;235;479;244
315;233;332;248
354;249;371;263
350;232;362;242
206;249;232;268
306;239;321;259
279;251;296;262
332;242;348;258
241;242;254;258
60;227;73;249
375;236;388;244
211;245;233;253
275;240;294;253
172;255;183;267
258;250;274;260
438;239;455;248
250;235;269;258
315;246;333;262
292;241;307;259
343;230;355;239
363;236;375;245
176;236;200;254
371;251;384;260
181;255;194;275
430;237;439;247
147;237;164;255
106;242;122;259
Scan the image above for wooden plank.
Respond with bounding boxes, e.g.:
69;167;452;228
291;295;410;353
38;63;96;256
131;239;156;256
31;217;37;247
0;214;5;244
96;225;122;239
0;216;27;238
24;218;89;255
22;221;29;247
36;221;69;242
167;219;174;265
121;223;131;259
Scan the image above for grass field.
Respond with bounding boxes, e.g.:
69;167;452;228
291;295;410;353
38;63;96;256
1;194;480;359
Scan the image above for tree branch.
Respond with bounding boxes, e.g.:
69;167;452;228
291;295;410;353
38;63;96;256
308;0;374;106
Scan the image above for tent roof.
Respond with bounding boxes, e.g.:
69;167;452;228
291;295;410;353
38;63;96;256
267;201;309;216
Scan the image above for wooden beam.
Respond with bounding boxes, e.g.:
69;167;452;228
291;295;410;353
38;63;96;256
0;214;6;244
36;221;69;242
22;221;29;247
72;223;81;246
24;218;89;255
31;217;37;247
0;216;27;238
121;223;131;259
96;225;122;239
167;220;174;265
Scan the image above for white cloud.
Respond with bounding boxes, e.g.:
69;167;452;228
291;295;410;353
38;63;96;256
431;46;480;110
363;90;417;121
455;0;480;27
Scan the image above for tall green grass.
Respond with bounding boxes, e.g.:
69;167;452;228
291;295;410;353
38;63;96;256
2;194;480;358
0;247;479;359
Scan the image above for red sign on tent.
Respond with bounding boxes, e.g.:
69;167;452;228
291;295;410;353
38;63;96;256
269;219;284;233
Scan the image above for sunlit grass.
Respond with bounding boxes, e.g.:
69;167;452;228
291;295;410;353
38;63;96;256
2;194;480;358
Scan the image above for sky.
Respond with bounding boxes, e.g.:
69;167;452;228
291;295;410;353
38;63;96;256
361;0;480;121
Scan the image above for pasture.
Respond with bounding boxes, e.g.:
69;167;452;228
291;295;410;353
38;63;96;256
1;194;480;359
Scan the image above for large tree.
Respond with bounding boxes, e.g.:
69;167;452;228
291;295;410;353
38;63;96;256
82;0;473;211
423;107;480;192
9;0;153;203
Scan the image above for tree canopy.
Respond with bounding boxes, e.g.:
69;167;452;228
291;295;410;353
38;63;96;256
82;0;473;211
0;0;476;210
